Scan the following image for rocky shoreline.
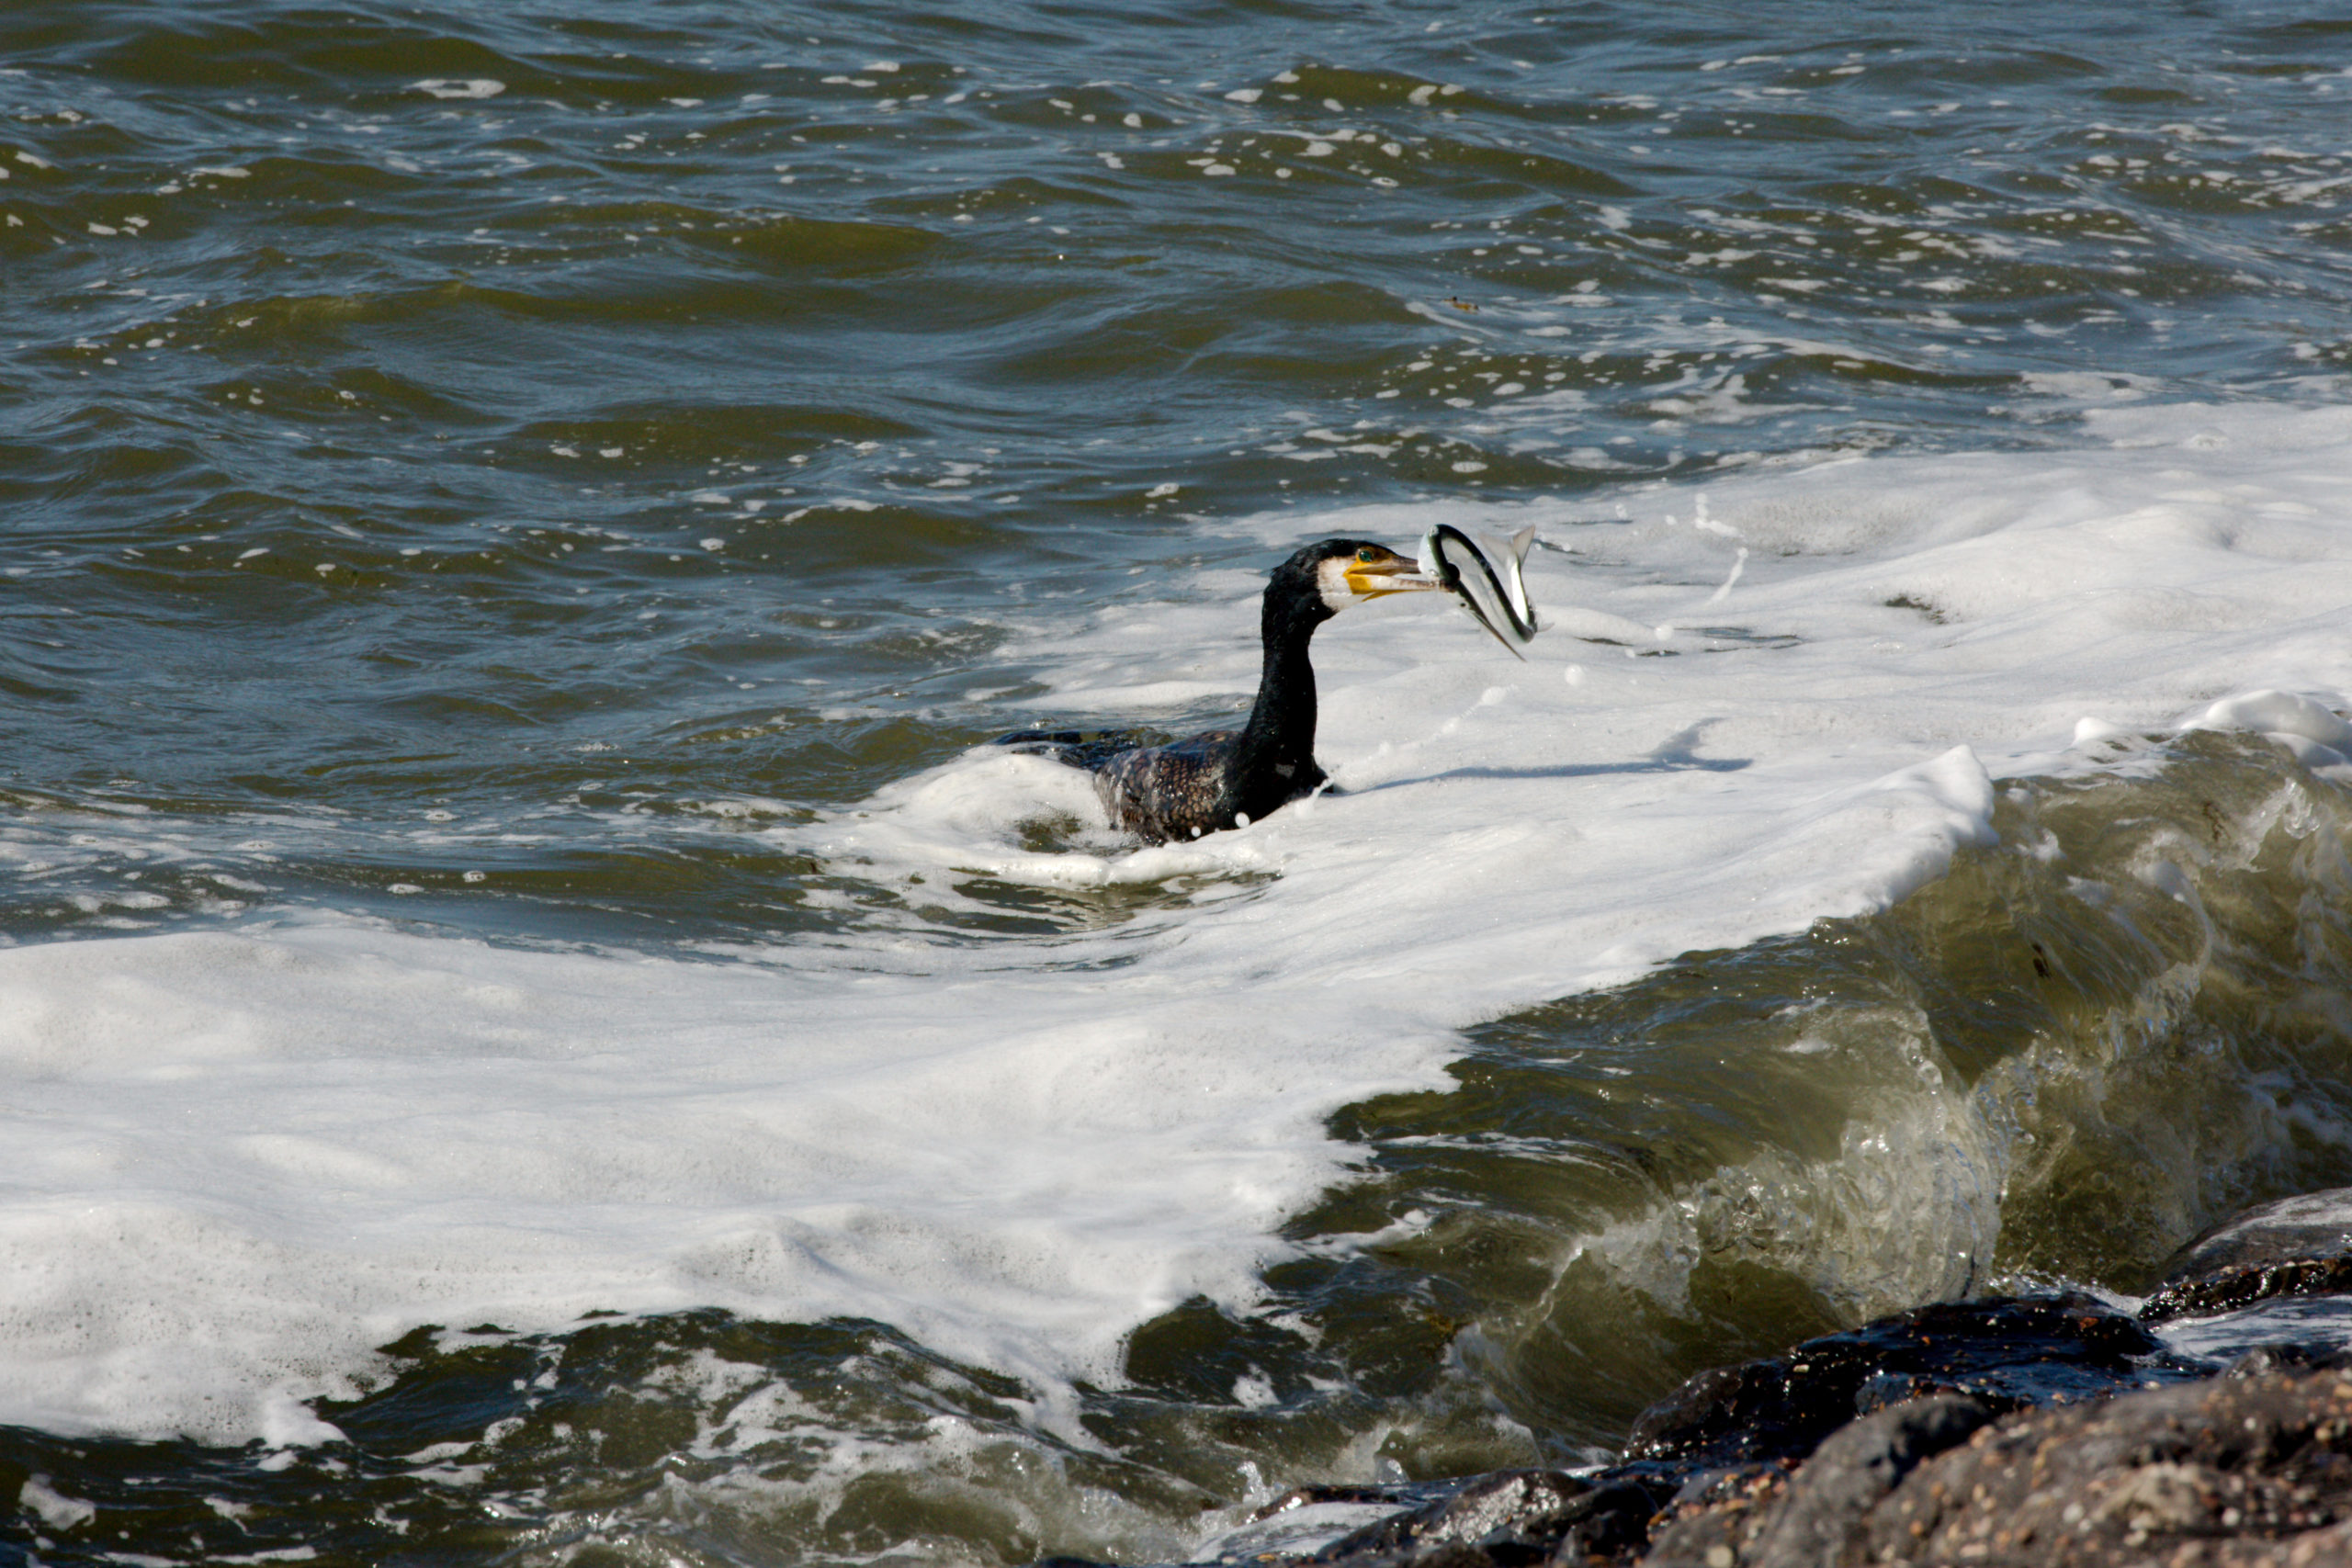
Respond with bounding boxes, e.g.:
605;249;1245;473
1090;1189;2352;1568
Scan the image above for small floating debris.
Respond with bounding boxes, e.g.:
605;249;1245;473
1420;523;1539;659
412;78;506;100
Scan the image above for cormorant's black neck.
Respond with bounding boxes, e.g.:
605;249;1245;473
1230;572;1333;814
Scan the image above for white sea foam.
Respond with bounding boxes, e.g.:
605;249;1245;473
412;79;505;100
5;401;2352;1441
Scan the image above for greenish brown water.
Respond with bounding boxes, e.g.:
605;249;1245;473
6;1;2352;1562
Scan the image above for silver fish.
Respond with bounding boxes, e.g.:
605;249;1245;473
1419;523;1540;658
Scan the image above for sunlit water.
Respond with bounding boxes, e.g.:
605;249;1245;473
6;2;2352;1562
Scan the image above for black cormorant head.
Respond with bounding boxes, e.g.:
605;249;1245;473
1276;538;1441;615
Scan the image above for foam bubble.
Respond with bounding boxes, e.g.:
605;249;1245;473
413;79;505;100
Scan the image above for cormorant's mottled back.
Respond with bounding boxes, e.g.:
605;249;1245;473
1001;539;1439;842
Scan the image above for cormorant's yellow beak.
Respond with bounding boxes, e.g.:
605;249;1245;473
1342;546;1441;599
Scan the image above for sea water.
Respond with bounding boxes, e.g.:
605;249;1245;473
6;2;2352;1562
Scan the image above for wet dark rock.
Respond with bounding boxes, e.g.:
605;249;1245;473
1641;1368;2352;1565
1080;1193;2352;1568
2143;1188;2352;1324
1294;1468;1669;1568
1639;1466;1790;1568
1641;1393;1993;1568
1191;1298;2181;1568
1624;1292;2179;1473
1306;1471;1589;1562
2144;1258;2352;1325
2154;1189;2352;1281
1844;1368;2352;1566
1724;1393;1995;1568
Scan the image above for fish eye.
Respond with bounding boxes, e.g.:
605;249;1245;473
1354;547;1378;563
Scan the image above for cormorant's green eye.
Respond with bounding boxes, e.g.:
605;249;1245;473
1355;547;1378;563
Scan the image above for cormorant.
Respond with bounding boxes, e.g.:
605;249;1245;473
1001;539;1441;843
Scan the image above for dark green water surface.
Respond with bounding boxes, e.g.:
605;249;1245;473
6;1;2352;1562
8;0;2352;945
